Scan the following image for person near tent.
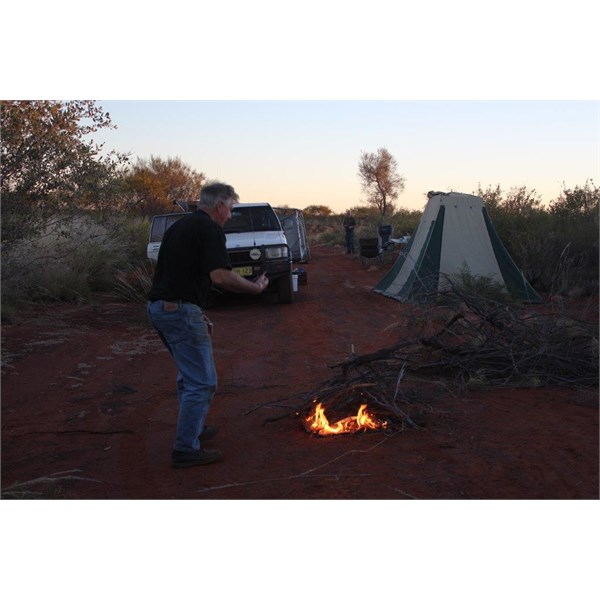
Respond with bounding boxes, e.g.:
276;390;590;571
147;182;270;468
343;211;357;254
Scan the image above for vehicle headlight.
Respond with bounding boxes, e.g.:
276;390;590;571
265;246;289;259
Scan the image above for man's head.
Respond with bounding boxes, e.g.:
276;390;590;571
199;182;239;226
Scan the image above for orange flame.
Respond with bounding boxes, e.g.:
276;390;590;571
304;402;387;436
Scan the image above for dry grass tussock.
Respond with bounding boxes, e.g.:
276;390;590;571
1;214;149;315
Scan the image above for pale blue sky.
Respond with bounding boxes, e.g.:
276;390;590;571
97;100;598;213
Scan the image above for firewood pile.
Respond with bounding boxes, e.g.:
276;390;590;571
411;290;599;388
291;290;598;433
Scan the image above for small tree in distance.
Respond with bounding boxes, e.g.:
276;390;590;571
303;205;333;217
357;147;405;218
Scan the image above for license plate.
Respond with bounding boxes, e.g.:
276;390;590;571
233;266;253;276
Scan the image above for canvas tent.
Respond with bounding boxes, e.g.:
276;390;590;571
278;209;310;262
374;191;542;303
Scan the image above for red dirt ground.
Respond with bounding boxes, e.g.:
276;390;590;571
1;246;598;499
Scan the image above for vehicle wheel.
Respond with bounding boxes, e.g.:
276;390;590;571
277;272;294;304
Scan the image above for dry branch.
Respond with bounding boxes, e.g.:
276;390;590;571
284;290;598;431
2;469;102;499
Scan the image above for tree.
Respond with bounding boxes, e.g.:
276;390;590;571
475;183;504;217
503;186;542;216
390;207;423;236
474;183;544;229
303;205;333;217
345;205;380;221
1;100;128;248
357;147;405;217
549;180;599;223
548;180;599;292
121;156;206;215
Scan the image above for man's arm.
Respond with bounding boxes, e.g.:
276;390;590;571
210;269;269;295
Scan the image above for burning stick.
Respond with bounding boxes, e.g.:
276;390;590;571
294;367;419;436
304;402;388;436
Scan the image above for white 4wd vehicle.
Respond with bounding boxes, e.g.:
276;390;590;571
147;202;294;304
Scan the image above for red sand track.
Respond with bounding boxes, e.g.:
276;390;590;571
2;246;598;499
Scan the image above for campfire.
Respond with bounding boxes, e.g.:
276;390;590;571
303;401;388;436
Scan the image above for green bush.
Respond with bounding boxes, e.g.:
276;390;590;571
1;213;150;317
304;214;345;246
478;182;599;296
446;265;512;305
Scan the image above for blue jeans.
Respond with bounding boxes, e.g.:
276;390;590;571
147;300;217;452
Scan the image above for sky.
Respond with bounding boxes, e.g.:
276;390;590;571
96;99;599;213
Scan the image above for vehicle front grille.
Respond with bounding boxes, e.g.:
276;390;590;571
228;249;261;266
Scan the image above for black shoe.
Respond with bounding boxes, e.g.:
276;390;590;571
199;424;219;442
171;448;222;468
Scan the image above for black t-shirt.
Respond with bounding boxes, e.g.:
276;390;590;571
148;210;231;307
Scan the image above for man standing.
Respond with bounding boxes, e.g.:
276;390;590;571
147;182;269;468
343;210;356;254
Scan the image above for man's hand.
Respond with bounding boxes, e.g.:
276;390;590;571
254;272;269;293
210;268;269;295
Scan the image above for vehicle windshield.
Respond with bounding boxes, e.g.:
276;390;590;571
222;206;281;234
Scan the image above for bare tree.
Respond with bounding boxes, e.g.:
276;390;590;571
357;147;405;217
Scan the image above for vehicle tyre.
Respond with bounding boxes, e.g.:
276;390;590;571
277;272;294;304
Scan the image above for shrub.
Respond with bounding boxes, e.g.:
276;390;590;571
445;265;512;305
113;262;154;304
1;213;150;317
477;183;599;296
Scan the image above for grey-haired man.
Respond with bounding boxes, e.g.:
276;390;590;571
148;182;269;468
